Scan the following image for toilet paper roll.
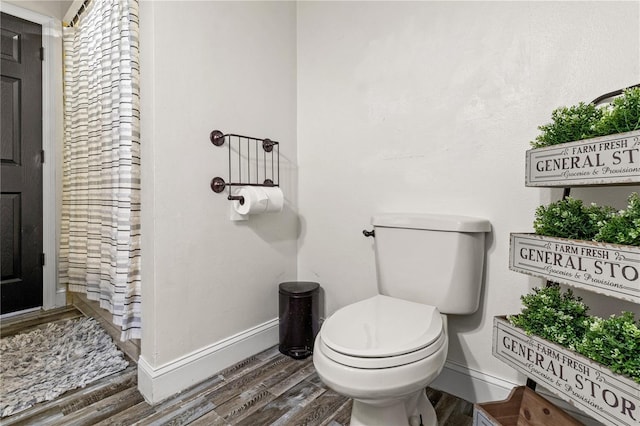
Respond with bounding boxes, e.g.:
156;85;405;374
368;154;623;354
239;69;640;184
262;186;284;213
232;186;283;215
233;186;268;215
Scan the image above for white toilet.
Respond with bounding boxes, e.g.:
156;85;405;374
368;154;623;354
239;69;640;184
313;213;490;426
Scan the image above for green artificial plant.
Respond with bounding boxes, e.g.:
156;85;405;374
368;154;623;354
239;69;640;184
594;193;640;246
576;312;640;383
510;285;640;383
533;197;615;240
531;102;603;149
509;283;591;351
595;87;640;136
531;87;640;148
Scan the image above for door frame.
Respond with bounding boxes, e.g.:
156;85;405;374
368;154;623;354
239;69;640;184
0;3;64;310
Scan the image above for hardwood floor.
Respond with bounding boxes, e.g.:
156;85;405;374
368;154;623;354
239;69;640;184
1;307;474;426
0;305;84;338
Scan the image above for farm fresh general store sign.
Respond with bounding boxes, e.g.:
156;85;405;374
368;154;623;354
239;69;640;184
493;317;640;426
509;233;640;304
525;130;640;186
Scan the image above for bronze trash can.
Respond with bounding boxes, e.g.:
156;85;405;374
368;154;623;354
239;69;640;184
278;281;320;359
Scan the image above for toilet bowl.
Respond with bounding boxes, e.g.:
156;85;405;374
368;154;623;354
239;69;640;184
313;295;448;426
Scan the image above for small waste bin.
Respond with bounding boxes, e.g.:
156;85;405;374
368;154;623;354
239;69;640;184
278;281;320;359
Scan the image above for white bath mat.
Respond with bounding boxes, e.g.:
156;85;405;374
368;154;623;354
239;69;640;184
0;317;129;417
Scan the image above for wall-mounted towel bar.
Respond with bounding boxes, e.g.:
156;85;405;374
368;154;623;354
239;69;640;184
210;130;280;204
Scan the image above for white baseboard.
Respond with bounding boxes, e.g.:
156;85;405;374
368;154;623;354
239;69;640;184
431;360;516;404
432;361;601;426
55;288;66;308
138;318;279;404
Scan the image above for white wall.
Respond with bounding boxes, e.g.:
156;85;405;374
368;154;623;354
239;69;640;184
138;0;297;400
296;0;640;401
3;0;71;21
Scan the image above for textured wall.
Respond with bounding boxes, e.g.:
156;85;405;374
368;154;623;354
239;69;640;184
296;0;640;394
3;0;72;20
139;0;298;367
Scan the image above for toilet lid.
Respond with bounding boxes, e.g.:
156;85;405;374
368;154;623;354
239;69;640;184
321;295;443;358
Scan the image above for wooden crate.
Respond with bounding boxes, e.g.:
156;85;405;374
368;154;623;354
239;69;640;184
473;386;582;426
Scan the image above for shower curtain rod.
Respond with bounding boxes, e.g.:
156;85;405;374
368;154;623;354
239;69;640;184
68;0;91;27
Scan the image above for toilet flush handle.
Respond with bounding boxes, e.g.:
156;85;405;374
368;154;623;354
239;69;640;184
362;229;375;238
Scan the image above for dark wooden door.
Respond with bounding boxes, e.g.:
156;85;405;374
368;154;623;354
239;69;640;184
1;13;43;314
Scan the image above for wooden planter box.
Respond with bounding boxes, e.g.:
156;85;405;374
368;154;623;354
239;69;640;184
509;233;640;304
525;129;640;187
473;386;582;426
493;316;640;426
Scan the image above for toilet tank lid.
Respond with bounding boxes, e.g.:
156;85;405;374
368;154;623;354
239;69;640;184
372;213;491;232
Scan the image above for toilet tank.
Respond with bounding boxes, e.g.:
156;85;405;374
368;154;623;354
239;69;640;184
372;214;491;315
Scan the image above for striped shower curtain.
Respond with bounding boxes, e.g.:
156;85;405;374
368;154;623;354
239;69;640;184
60;0;141;341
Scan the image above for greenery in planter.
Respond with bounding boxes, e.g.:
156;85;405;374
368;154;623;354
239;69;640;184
531;87;640;148
533;193;640;246
509;285;640;383
533;197;615;240
576;312;640;383
531;102;603;149
594;192;640;246
594;87;640;136
508;283;591;350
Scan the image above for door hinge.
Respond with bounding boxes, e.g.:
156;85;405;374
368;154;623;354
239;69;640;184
41;149;45;163
40;253;45;266
39;47;44;61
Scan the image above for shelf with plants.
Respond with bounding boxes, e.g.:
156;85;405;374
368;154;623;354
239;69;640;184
493;319;639;426
510;233;640;304
509;193;640;304
492;285;639;426
526;86;640;187
492;85;640;426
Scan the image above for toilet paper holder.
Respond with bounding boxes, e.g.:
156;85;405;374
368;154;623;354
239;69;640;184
209;129;280;204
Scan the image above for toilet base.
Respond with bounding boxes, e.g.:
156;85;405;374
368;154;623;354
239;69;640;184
350;389;436;426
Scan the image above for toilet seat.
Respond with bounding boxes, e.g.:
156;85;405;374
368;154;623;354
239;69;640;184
320;295;445;369
318;331;446;369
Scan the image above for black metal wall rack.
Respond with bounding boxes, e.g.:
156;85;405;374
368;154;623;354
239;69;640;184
209;130;280;205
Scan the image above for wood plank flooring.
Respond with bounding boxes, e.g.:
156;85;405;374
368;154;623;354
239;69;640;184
1;307;473;426
0;305;84;338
